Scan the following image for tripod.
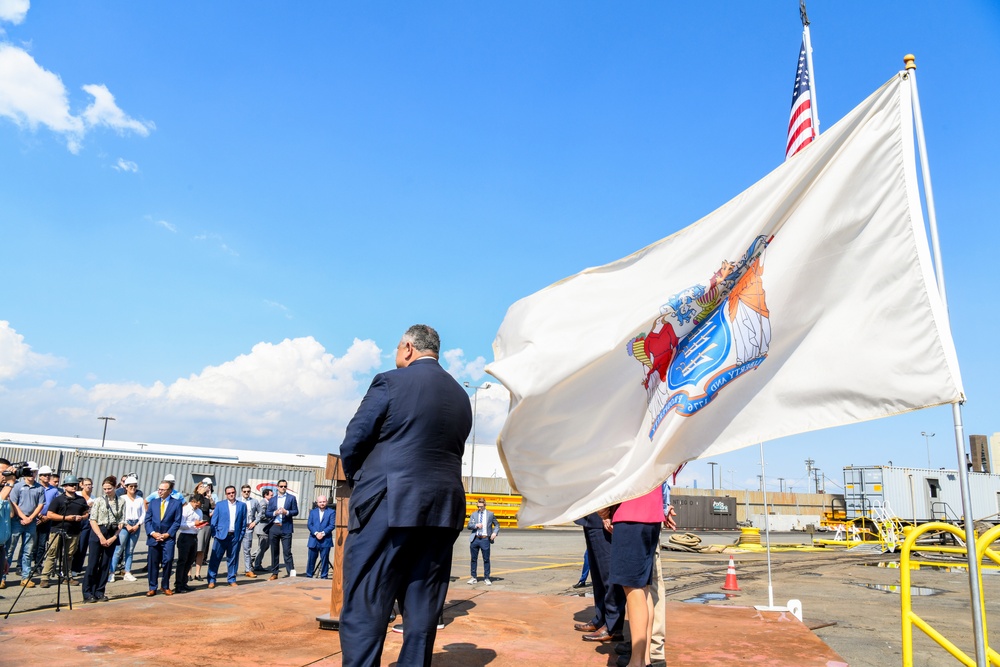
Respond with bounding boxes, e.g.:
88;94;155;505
4;529;75;617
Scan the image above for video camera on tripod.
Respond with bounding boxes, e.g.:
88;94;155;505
1;461;34;480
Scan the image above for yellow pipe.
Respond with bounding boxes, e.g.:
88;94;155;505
901;522;989;667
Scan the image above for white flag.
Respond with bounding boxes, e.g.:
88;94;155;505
487;74;964;527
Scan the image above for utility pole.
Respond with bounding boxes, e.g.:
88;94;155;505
805;458;815;493
463;382;491;493
98;416;116;448
707;462;718;493
778;477;785;493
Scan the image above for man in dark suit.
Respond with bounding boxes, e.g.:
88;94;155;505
305;494;335;579
144;480;182;596
207;485;248;587
265;479;299;579
467;497;500;584
572;512;626;642
339;324;473;667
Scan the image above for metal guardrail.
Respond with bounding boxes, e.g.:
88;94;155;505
465;492;522;528
900;522;1000;667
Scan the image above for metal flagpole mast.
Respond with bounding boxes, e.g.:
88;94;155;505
759;443;775;608
800;1;820;136
904;54;987;667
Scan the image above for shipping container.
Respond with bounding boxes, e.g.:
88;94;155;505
672;494;737;530
843;465;1000;523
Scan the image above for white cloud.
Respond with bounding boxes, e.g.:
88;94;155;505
80;83;153;136
442;348;487;380
194;232;239;256
40;336;383;451
144;214;175;232
467;381;510;446
264;300;293;319
0;44;152;153
0;328;513;454
0;0;29;25
0;43;84;150
0;320;63;381
113;157;138;172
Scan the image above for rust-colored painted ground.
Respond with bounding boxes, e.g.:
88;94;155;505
0;578;847;666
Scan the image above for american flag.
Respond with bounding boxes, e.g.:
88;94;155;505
785;39;814;159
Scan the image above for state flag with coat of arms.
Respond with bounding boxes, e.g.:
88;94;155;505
486;72;964;527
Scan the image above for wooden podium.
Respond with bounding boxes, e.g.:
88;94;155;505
317;453;351;630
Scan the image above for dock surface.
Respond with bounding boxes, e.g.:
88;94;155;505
0;577;848;666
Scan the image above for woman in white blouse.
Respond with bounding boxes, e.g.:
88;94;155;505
109;476;145;582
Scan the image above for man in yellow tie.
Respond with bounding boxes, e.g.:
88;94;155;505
144;482;181;596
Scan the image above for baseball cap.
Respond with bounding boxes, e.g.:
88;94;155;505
202;477;213;485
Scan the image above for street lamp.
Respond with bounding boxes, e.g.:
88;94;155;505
98;416;116;448
707;461;718;493
464;382;491;493
922;431;935;468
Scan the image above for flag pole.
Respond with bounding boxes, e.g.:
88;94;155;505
904;54;987;667
753;441;785;612
800;1;820;136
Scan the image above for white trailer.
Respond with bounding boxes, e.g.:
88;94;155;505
843;465;1000;524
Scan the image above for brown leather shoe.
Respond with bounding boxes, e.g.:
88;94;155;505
146;590;156;597
207;582;216;589
574;622;599;632
582;628;623;642
163;589;174;596
268;574;278;581
245;571;257;578
230;583;238;587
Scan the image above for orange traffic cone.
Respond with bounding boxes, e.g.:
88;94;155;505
721;555;741;591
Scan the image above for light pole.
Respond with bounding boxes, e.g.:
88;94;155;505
922;431;935;468
707;462;718;493
464;382;491;493
98;416;116;448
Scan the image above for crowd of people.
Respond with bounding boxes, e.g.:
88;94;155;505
0;459;336;601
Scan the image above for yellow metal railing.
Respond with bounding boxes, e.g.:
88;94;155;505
900;522;1000;666
465;492;522;528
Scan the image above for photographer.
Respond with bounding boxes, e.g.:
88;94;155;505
38;475;90;588
0;459;16;594
7;463;44;587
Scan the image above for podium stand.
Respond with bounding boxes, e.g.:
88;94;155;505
317;454;350;630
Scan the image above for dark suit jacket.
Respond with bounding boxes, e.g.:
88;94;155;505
307;507;336;548
265;493;299;535
210;499;248;541
467;508;500;542
144;496;182;547
340;357;473;531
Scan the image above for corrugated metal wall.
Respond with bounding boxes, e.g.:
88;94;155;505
0;445;74;473
74;452;319;509
0;446;326;517
464;477;515;495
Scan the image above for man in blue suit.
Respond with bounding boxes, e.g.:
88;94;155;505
306;495;335;579
144;480;182;596
207;485;248;587
265;479;299;579
339;324;473;667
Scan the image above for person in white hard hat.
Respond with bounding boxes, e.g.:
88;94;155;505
145;474;184;503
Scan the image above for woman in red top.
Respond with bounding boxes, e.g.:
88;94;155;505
601;485;667;667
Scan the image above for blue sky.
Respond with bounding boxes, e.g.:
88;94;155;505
1;1;998;495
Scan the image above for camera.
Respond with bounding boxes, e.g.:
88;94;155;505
1;461;32;479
